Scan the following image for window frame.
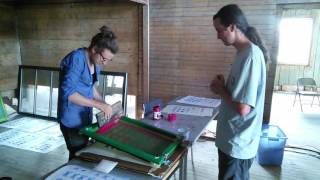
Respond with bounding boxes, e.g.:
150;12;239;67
17;65;60;120
17;65;128;120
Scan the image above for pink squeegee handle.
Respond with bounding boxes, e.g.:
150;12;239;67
97;116;121;134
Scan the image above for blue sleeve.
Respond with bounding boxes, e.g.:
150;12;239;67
60;52;84;100
232;57;260;108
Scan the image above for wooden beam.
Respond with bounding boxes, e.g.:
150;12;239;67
129;0;148;5
142;4;149;103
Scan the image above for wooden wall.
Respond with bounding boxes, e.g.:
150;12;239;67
148;0;320;121
0;5;21;97
149;0;278;121
15;2;140;97
1;0;319;120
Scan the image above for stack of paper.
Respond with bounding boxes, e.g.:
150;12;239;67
177;95;221;107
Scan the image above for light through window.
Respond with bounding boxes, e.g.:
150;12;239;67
277;18;313;65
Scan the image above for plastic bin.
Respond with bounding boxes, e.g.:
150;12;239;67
256;124;287;165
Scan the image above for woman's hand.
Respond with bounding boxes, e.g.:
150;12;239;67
98;103;113;120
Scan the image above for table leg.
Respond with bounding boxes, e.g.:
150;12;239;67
179;148;188;180
179;154;184;180
183;149;188;180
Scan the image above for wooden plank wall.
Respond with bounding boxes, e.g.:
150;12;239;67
149;0;277;121
0;5;21;97
16;2;140;97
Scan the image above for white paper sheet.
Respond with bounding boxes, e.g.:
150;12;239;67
4;104;16;117
162;105;213;117
0;128;64;153
0;117;57;132
94;159;118;174
177;96;221;107
0;129;28;144
39;124;63;137
45;165;129;180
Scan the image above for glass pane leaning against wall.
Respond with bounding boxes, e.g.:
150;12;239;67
35;70;51;116
19;68;36;114
18;66;60;119
96;72;127;114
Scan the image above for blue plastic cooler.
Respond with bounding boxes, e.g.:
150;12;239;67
256;124;287;165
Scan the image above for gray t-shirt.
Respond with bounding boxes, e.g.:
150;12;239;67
215;43;266;159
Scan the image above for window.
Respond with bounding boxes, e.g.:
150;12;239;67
96;72;128;115
18;66;128;120
18;66;60;119
277;18;313;65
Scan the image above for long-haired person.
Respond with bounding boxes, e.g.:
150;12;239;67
210;4;268;180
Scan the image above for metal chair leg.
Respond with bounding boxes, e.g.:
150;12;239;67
298;94;303;112
311;96;315;107
293;93;297;106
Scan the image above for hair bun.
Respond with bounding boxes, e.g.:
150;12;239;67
99;25;116;39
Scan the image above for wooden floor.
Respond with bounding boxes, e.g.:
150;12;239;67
270;91;320;149
1;91;319;179
173;91;320;180
175;139;320;180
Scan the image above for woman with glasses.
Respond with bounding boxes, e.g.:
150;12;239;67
58;26;118;160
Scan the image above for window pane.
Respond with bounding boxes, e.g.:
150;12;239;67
51;71;60;118
105;75;124;105
35;70;51;116
19;69;36;113
277;18;313;65
126;95;136;118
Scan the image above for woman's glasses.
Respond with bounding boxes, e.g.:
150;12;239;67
99;52;112;62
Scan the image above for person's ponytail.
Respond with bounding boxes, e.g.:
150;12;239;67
245;26;269;64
